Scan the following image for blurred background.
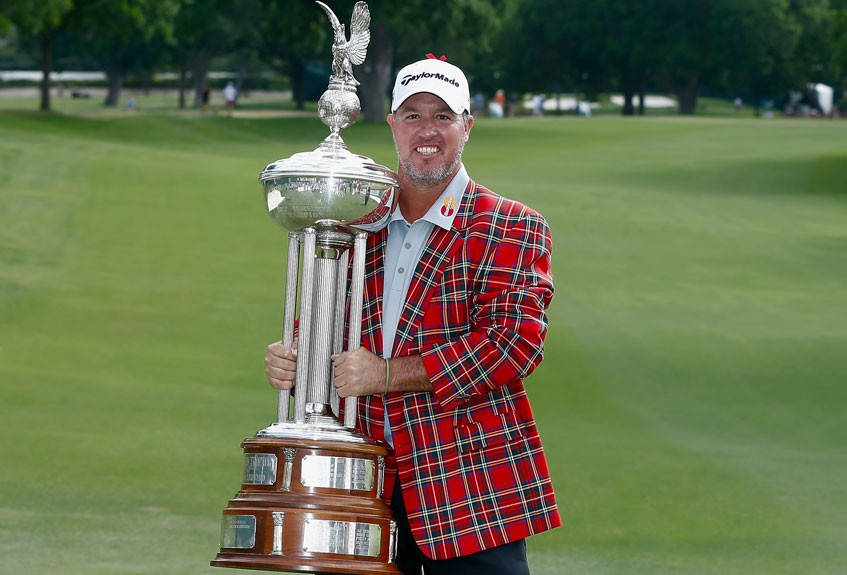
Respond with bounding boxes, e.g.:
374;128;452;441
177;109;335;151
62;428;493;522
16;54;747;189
1;0;846;118
1;1;846;575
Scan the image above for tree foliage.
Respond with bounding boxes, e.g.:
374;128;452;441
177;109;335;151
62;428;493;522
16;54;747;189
832;0;847;94
2;0;846;115
1;0;74;110
68;0;178;106
503;0;840;114
171;0;239;108
250;0;326;110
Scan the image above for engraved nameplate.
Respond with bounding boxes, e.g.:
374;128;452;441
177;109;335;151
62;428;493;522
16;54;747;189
302;519;381;557
243;453;277;485
300;455;373;491
221;515;256;549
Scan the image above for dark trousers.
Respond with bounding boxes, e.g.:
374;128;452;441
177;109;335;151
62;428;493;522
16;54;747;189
390;480;531;575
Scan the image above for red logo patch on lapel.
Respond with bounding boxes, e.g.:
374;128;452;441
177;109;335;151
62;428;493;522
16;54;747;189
440;196;456;217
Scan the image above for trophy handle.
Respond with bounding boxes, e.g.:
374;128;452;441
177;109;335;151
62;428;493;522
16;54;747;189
344;232;368;428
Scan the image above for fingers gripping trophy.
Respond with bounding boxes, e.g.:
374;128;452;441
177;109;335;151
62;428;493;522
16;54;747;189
211;3;400;573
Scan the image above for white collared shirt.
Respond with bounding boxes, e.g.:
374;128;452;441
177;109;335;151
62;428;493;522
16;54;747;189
381;164;469;446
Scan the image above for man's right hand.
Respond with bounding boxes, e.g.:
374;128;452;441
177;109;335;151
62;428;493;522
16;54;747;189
265;341;297;390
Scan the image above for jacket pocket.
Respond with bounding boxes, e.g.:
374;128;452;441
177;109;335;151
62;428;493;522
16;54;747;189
453;406;525;453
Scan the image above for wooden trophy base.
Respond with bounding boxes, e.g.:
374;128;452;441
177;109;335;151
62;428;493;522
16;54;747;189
211;434;400;574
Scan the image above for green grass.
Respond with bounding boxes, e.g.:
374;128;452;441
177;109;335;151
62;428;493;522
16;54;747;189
1;106;846;575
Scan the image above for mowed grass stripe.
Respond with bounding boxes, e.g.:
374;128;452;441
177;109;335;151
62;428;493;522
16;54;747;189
1;110;846;574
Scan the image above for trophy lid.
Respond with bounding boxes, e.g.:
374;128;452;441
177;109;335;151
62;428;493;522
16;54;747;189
260;137;396;189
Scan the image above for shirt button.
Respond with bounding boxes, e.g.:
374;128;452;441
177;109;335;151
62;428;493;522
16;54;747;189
398;267;405;274
404;242;412;249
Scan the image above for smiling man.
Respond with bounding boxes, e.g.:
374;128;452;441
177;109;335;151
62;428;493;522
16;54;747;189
265;55;561;574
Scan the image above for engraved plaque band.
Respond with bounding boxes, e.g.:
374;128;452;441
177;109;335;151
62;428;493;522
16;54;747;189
302;519;381;557
301;455;374;490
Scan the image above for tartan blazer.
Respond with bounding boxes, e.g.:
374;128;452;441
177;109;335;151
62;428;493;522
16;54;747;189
353;179;562;560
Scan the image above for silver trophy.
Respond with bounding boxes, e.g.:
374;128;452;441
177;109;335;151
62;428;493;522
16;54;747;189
212;3;400;573
258;0;395;441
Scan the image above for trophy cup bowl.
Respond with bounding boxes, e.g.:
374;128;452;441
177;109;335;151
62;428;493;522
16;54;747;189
261;143;396;233
212;3;401;573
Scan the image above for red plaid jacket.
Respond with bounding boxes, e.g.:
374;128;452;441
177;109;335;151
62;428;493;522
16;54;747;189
353;180;561;559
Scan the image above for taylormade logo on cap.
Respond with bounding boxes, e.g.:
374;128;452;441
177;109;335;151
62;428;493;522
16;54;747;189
400;71;461;88
391;56;470;115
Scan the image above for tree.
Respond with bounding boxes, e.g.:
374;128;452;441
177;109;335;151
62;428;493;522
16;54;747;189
501;0;826;116
832;0;847;106
790;0;833;83
1;0;74;111
67;0;177;107
502;0;661;115
653;0;808;114
499;0;573;101
252;0;326;110
172;0;241;109
602;0;662;115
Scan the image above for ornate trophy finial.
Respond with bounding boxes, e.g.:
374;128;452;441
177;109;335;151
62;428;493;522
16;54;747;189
315;1;371;146
316;1;370;86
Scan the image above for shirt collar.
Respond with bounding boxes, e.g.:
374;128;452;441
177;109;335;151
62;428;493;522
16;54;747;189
392;163;469;231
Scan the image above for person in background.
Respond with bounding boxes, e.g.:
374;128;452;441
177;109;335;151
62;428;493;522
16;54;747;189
201;82;211;112
223;81;237;112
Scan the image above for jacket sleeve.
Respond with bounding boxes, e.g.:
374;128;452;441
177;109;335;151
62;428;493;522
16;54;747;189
420;210;554;410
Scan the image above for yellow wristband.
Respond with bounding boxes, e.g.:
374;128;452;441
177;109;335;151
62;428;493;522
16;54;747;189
384;358;390;395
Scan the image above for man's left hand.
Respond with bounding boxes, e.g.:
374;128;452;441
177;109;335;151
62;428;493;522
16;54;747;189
331;348;385;398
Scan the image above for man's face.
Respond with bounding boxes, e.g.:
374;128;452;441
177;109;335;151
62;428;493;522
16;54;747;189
387;92;473;188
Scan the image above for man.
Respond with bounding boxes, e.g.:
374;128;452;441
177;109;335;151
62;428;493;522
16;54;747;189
223;81;237;110
265;55;561;574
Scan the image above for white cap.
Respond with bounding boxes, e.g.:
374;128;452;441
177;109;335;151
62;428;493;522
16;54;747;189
391;57;470;115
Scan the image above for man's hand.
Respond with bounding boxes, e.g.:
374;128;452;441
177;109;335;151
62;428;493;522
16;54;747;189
331;347;385;398
265;341;297;390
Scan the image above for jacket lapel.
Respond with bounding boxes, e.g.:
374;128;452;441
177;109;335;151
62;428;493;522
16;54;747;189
393;181;477;356
361;226;387;357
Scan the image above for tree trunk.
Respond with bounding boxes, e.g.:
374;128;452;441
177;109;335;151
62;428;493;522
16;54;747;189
235;52;249;96
191;52;209;108
104;64;124;107
289;60;306;110
178;64;187;109
358;22;393;123
39;34;52;112
620;64;634;116
142;71;152;96
637;76;647;115
676;74;698;115
622;90;635;115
